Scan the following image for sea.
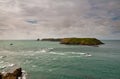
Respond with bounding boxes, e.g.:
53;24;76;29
0;40;120;79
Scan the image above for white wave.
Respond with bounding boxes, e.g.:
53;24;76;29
47;48;54;50
0;65;6;69
68;56;82;58
0;63;16;70
71;52;86;55
22;70;28;79
29;54;35;56
52;58;57;60
24;60;32;64
48;69;53;72
40;48;54;53
32;65;37;68
8;63;15;67
0;61;4;63
40;49;46;53
1;71;6;74
49;52;65;55
0;56;6;59
85;54;92;57
35;57;39;59
71;52;92;57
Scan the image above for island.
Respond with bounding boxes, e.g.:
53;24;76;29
41;38;61;42
41;38;104;46
60;38;104;45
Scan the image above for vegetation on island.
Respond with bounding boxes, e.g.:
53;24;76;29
41;38;104;46
60;38;104;45
41;38;61;42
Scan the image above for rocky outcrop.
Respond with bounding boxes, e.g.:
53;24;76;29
37;38;40;41
0;73;2;79
0;68;22;79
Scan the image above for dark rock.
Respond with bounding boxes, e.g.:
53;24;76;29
0;68;22;79
3;73;17;79
0;73;2;79
13;68;22;77
37;38;40;41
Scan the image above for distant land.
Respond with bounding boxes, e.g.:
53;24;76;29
41;38;104;46
41;38;61;42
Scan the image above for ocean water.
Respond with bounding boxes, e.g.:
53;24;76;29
0;40;120;79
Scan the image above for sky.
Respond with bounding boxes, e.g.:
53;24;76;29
0;0;120;40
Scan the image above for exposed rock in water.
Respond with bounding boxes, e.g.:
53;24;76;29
0;68;23;79
13;68;22;78
0;73;2;79
60;38;104;46
37;38;40;41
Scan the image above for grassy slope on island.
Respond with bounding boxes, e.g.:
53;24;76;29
41;38;61;41
60;38;104;45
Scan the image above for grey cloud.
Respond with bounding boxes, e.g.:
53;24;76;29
0;0;120;39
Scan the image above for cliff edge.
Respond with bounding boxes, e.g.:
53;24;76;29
0;68;23;79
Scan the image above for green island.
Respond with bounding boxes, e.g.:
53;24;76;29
60;38;104;45
41;38;61;42
41;38;104;46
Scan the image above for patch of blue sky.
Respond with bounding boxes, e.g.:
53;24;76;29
112;31;120;34
111;16;120;21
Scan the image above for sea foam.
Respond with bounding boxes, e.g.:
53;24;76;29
49;52;65;55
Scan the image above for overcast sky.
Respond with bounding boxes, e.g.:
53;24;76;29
0;0;120;40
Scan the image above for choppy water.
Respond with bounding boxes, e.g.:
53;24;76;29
0;40;120;79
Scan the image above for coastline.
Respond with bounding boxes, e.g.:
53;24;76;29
0;68;27;79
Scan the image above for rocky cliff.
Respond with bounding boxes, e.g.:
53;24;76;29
0;68;22;79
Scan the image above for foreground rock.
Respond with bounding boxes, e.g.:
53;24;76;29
0;68;22;79
60;38;104;45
